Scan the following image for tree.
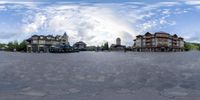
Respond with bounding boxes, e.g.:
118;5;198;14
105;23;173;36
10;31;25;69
18;41;27;52
198;45;200;51
103;42;109;50
0;43;6;49
184;42;200;51
7;42;15;51
13;41;19;51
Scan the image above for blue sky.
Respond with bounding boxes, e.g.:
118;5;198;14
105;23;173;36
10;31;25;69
0;0;200;46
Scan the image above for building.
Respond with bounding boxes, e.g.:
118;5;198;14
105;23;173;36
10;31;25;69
110;38;126;51
26;32;69;53
73;41;87;51
133;32;185;52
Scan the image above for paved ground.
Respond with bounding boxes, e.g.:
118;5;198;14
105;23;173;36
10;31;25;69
0;51;200;100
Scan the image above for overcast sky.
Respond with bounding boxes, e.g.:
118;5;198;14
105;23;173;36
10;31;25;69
0;0;200;46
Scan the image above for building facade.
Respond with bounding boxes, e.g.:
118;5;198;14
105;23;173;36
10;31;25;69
110;38;126;51
26;32;69;53
73;41;87;51
133;32;185;52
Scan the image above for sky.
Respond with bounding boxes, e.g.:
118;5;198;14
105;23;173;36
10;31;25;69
0;0;200;46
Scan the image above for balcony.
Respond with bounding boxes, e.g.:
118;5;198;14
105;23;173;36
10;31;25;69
145;39;152;42
145;36;152;39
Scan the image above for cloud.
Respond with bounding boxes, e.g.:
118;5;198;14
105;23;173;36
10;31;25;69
184;0;200;5
183;0;200;10
22;4;138;46
4;1;187;45
0;1;39;5
0;1;197;45
141;1;180;12
0;32;21;43
195;6;200;9
162;9;171;15
0;32;18;39
23;13;47;33
0;5;6;11
184;32;200;43
0;5;5;9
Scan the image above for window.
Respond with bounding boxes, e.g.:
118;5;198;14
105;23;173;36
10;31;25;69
32;40;38;44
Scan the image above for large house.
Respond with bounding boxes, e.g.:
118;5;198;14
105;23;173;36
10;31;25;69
26;32;69;53
133;32;185;52
110;38;126;51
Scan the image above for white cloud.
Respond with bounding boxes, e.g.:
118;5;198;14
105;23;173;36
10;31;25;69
23;13;47;33
19;2;189;45
0;5;6;11
0;1;38;5
195;6;200;9
183;0;200;10
0;1;194;44
184;0;200;5
162;9;171;15
141;1;180;11
22;4;138;46
0;5;5;9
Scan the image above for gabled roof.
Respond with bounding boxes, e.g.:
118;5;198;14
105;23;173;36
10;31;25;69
145;32;152;36
32;35;39;37
173;34;178;37
26;38;32;43
178;37;184;40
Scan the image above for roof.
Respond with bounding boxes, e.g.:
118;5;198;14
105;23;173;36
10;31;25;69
136;35;143;37
145;32;152;36
26;38;32;43
155;31;170;35
116;37;121;40
76;41;86;44
178;37;184;40
47;35;54;37
32;35;39;37
173;34;178;37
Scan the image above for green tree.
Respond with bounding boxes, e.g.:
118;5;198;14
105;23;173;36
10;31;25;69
7;42;15;51
13;41;19;50
184;42;200;51
103;42;109;50
6;41;21;51
198;45;200;51
18;41;27;52
0;43;6;49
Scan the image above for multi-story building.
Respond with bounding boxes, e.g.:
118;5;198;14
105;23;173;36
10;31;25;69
133;32;185;52
26;32;69;53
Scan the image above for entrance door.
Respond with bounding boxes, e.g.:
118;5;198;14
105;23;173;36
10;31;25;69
161;47;165;52
39;47;45;53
